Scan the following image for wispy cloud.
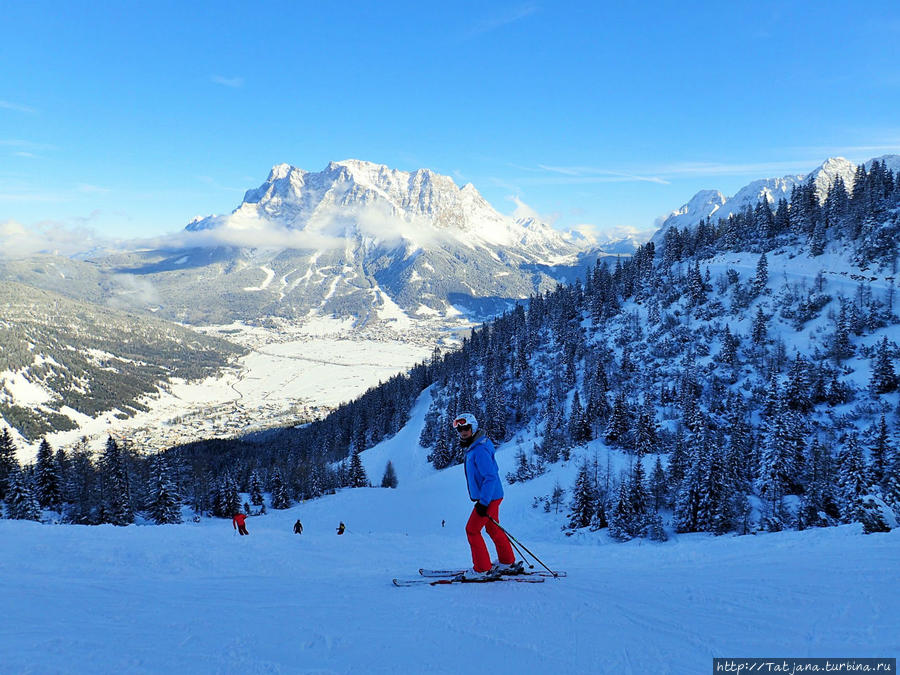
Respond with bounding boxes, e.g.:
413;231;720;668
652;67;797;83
13;151;37;158
535;164;670;184
0;139;56;150
511;155;872;186
466;2;538;38
211;75;244;88
0;100;36;114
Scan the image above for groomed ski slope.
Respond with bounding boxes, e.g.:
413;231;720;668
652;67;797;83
3;393;899;673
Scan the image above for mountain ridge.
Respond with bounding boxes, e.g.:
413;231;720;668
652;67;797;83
652;154;900;242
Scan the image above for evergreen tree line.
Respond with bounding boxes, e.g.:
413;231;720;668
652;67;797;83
0;431;181;525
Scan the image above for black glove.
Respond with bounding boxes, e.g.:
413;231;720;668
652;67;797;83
474;502;488;517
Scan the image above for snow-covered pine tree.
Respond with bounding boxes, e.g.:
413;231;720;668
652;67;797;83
870;336;898;394
608;479;635;541
5;468;41;521
249;470;264;507
628;456;651;537
830;302;855;363
0;427;20;502
837;433;869;523
753;252;768;295
567;460;597;530
604;390;630;446
348;449;369;488
270;468;290;509
381;460;398;488
540;386;565;463
34;438;62;510
147;452;182;524
635;402;660;456
719;325;739;367
99;436;133;526
568;390;591;444
65;441;98;524
751;306;768;345
223;474;242;516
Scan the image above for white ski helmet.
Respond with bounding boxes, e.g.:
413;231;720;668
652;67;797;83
452;412;478;433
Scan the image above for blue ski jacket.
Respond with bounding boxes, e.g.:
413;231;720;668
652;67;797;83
464;431;504;507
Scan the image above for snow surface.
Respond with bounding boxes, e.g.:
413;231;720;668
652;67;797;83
3;391;898;673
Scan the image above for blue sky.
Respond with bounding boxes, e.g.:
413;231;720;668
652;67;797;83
2;1;900;244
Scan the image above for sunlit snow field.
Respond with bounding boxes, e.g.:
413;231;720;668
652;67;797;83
4;393;898;674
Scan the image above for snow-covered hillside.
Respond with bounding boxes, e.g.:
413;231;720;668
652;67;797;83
2;391;898;673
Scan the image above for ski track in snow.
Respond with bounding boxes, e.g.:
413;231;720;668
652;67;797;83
3;390;899;674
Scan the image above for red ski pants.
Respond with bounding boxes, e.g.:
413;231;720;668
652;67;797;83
465;499;515;572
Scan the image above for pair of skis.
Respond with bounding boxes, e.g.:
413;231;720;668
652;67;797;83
392;565;566;587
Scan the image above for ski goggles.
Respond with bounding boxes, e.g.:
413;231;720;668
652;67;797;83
452;417;471;428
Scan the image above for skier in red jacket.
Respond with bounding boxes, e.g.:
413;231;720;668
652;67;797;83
233;513;249;535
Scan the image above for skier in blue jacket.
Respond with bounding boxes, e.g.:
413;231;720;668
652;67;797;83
453;412;516;579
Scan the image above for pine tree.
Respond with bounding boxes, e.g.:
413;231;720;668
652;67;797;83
147;452;182;524
751;306;768;345
688;261;706;305
5;468;41;521
758;396;792;521
348;449;369;488
650;455;667;511
222;474;242;516
0;428;20;502
270;468;291;509
869;416;892;487
870;336;898;394
604;391;630;446
719;325;739;366
628;456;650;535
34;439;62;510
568;391;591;444
608;480;635;541
635;403;659;456
99;436;133;526
249;470;264;506
568;461;597;530
753;252;768;295
381;461;398;488
550;482;566;514
837;433;869;523
830;303;855;363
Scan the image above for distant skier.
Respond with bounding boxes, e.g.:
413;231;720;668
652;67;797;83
442;519;445;528
232;512;249;536
293;519;303;534
453;412;516;580
336;521;345;535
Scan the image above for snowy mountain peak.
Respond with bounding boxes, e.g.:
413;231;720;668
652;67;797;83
185;160;581;259
808;157;856;200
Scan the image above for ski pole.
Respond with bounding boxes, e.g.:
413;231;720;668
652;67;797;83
506;535;535;570
490;517;560;578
